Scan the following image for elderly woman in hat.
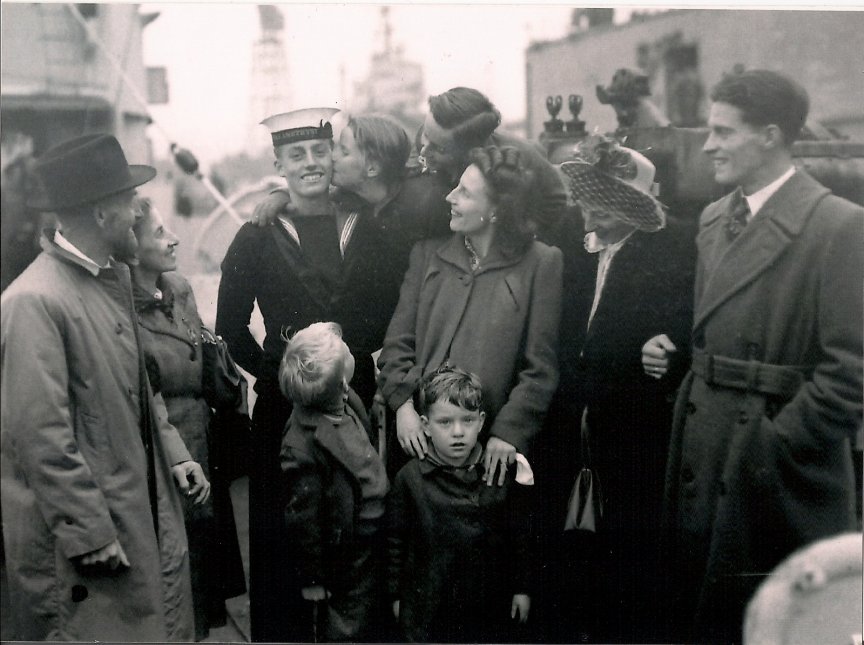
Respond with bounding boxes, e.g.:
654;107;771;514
554;135;696;643
378;145;563;489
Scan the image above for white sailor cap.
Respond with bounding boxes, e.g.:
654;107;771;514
261;107;340;147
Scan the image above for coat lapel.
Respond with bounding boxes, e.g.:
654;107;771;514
694;172;830;330
429;236;473;360
268;222;332;312
431;236;529;359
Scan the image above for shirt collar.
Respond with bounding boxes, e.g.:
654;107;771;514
745;165;795;217
293;403;346;428
419;442;484;474
53;230;110;274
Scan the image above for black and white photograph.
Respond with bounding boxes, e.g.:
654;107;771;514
1;2;862;643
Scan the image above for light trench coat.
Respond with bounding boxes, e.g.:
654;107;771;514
1;232;194;641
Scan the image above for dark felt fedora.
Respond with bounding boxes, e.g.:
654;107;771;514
28;134;157;211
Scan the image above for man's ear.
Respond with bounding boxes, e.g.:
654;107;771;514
274;158;286;178
479;410;486;425
420;415;431;437
762;124;785;151
92;201;108;228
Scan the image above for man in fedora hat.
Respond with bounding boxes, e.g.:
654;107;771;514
1;133;210;641
543;135;695;643
643;70;863;643
216;107;394;641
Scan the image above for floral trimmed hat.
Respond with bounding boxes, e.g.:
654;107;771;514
560;134;666;232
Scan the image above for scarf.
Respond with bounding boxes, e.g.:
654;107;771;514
132;279;175;321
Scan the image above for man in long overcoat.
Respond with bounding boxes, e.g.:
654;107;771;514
643;70;863;643
1;134;209;641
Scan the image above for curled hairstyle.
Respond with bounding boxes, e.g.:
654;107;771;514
348;114;411;186
416;363;483;417
279;322;347;408
468;145;535;256
710;69;809;146
428;87;502;150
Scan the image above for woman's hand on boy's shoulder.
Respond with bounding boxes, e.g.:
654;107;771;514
483;437;516;487
396;400;428;459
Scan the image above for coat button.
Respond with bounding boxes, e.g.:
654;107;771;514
64;517;74;525
71;585;88;602
681;466;695;483
686;402;697;415
115;322;123;334
737;411;749;424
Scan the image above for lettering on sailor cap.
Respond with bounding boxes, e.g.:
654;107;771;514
261;107;340;146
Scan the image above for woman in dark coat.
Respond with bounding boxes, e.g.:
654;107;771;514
551;137;696;643
378;145;563;491
130;198;246;640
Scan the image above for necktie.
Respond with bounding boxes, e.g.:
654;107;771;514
725;188;751;239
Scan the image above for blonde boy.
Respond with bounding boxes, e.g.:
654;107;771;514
279;322;389;641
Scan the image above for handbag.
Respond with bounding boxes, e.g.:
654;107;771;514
563;408;604;532
201;325;247;411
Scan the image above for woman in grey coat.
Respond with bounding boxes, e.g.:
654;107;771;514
378;145;563;487
130;198;246;640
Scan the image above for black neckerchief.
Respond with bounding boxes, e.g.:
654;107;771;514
132;278;175;321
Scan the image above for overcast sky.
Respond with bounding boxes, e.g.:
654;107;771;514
140;3;610;164
141;2;857;166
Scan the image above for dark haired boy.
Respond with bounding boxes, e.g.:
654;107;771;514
386;364;537;643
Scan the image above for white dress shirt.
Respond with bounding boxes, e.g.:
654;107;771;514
584;230;635;330
54;230;109;272
745;165;796;220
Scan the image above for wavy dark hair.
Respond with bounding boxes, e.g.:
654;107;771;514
468;145;534;257
711;69;809;146
416;362;483;417
429;87;502;151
